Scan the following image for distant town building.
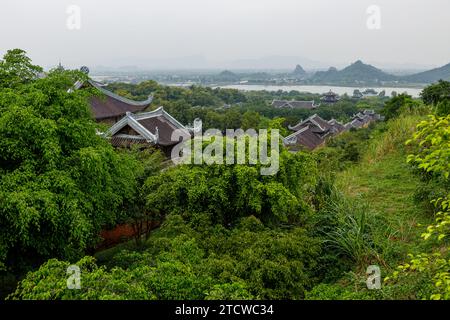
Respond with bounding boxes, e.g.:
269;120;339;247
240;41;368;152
321;90;340;103
352;89;364;99
362;88;378;97
353;88;386;99
271;99;319;109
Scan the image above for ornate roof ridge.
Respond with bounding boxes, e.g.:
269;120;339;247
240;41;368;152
132;106;187;130
87;80;153;106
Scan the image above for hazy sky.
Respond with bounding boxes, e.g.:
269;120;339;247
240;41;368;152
1;0;449;70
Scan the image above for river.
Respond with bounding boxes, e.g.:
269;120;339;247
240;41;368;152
215;84;424;97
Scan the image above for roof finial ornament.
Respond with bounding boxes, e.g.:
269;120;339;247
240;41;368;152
193;118;202;134
80;66;90;74
155;126;159;143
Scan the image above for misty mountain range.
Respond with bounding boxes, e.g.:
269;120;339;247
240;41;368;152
305;60;450;85
213;60;450;85
89;58;450;86
88;55;439;73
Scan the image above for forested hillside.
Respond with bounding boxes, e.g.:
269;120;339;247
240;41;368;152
1;50;449;300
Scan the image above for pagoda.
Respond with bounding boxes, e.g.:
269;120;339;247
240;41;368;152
321;90;340;103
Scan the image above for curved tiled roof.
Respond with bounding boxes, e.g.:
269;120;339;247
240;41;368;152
283;125;325;150
272;100;317;109
88;80;153;107
107;107;190;147
70;78;153;120
288;114;332;132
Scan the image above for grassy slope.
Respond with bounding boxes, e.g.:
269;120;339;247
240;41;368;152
305;114;437;299
335;114;434;268
336;153;432;266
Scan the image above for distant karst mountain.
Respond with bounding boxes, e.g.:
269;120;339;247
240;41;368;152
292;64;306;76
309;60;450;85
401;62;450;83
311;60;397;84
210;60;450;86
216;70;240;81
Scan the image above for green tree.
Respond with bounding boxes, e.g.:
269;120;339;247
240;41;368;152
420;80;450;106
9;215;321;300
241;111;260;130
382;93;420;120
145;146;317;227
436;99;450;116
0;55;141;272
0;49;43;88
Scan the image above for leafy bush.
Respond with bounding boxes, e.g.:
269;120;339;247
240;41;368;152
145;149;317;226
0;51;142;272
10;216;322;300
385;113;450;300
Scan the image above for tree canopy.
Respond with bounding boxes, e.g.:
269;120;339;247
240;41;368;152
0;51;141;272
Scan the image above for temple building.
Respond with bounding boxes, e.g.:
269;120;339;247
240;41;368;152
283;110;382;150
283;114;335;150
288;114;333;133
105;107;200;156
70;67;153;124
327;119;346;134
271;99;319;109
283;125;327;150
321;90;340;103
69;67;198;155
352;89;363;99
344;110;382;130
362;88;378;97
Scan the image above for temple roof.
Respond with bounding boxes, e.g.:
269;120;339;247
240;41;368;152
328;119;346;133
323;90;338;96
321;90;340;102
71;78;153;121
288;114;332;132
283;125;326;150
271;100;318;109
106;106;191;147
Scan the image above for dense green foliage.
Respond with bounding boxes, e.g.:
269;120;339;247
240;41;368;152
420;80;450;105
0;50;143;273
386;114;450;300
382;93;423;120
0;49;43;88
420;80;450;116
10;215;321;300
145;150;316;227
2;49;449;300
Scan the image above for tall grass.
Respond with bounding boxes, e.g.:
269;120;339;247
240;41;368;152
314;184;383;267
323;111;434;267
364;114;423;163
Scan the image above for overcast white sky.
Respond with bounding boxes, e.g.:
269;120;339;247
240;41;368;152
1;0;449;70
